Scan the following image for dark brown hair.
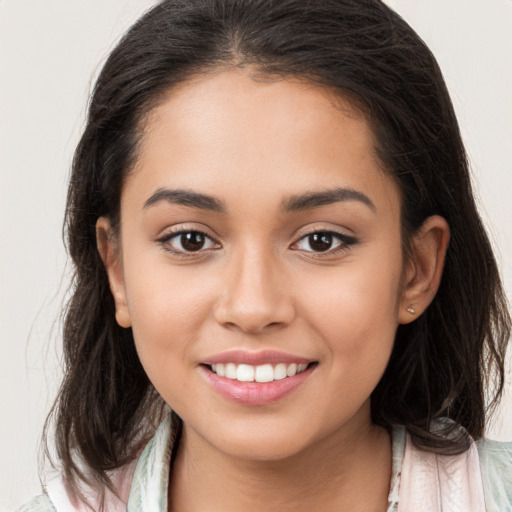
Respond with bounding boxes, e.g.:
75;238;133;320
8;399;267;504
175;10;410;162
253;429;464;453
46;0;510;499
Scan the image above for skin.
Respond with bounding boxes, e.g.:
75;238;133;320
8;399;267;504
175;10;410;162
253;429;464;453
98;70;449;512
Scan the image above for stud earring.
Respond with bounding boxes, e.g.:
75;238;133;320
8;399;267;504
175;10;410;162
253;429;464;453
406;305;416;314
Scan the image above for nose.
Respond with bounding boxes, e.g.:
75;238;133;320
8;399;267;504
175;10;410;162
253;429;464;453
213;245;296;334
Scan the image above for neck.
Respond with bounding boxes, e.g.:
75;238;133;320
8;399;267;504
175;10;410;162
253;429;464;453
168;416;392;512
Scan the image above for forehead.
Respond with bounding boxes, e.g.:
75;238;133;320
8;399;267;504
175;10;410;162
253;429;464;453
140;71;369;163
128;70;400;217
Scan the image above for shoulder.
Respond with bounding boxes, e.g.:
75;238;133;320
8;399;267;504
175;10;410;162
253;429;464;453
16;414;177;512
398;420;512;511
476;438;512;511
16;494;56;512
15;467;135;512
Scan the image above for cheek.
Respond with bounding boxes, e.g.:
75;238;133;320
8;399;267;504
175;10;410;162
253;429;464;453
122;260;217;380
301;254;403;368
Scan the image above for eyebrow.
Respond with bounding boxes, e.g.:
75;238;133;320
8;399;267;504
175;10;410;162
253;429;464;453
281;187;376;212
143;188;225;212
143;186;375;214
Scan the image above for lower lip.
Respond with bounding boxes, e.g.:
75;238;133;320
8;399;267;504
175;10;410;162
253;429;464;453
200;365;315;405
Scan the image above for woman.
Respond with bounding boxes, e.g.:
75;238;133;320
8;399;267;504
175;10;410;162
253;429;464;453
19;0;511;511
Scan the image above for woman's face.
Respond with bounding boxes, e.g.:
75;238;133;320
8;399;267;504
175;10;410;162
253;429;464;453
105;71;410;460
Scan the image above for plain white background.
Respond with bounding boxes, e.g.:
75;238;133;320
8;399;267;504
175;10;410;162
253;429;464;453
1;1;511;510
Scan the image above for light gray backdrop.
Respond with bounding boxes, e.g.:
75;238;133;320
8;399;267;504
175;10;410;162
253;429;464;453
1;1;511;510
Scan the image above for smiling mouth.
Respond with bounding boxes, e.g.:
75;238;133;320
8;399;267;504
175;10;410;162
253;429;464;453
206;362;316;383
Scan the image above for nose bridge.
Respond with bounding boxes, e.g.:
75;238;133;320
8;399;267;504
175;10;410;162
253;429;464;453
215;239;294;333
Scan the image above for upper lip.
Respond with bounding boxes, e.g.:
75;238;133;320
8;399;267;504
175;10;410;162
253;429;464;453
202;349;313;366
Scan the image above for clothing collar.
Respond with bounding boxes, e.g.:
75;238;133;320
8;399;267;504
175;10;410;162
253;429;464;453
126;415;405;512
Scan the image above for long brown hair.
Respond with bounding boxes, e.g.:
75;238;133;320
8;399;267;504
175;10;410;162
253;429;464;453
46;0;510;500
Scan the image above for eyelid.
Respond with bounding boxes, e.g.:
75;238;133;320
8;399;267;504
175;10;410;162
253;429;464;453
156;222;219;240
154;224;357;257
290;227;358;255
293;224;357;243
155;225;221;255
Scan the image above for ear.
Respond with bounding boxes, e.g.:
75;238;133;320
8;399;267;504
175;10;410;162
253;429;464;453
398;215;450;324
96;217;131;328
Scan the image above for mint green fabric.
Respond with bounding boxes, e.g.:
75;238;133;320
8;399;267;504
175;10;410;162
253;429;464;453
126;415;173;512
477;438;512;512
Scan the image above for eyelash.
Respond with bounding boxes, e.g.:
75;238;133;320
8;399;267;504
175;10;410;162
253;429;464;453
156;228;219;256
156;228;358;257
290;229;358;257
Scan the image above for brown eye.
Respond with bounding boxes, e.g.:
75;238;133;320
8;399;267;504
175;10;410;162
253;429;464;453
292;230;358;255
307;233;334;252
160;230;218;254
180;231;206;251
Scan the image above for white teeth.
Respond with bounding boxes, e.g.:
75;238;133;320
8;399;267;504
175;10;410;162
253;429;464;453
225;363;237;379
274;363;288;380
236;364;255;382
255;364;274;383
287;363;297;377
210;362;310;382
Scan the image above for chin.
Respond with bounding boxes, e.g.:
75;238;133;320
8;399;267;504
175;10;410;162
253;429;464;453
216;432;313;462
188;413;334;463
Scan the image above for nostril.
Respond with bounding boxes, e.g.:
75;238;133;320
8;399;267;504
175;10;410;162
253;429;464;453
213;288;296;334
219;318;288;335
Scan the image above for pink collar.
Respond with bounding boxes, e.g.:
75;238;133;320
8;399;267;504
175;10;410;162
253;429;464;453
398;431;486;511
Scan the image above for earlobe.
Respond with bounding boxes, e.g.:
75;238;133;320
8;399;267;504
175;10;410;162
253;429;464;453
96;217;131;328
399;215;450;324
